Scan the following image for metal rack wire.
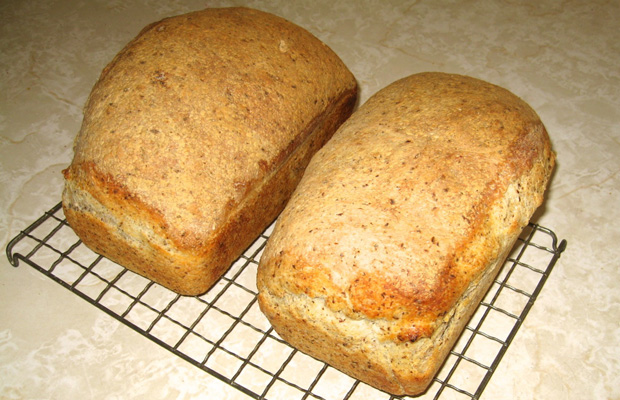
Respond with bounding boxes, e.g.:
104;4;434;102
6;202;566;399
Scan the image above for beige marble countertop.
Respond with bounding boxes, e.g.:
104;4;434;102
1;0;618;399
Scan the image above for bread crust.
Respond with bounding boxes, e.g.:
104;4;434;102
62;7;357;295
257;72;554;395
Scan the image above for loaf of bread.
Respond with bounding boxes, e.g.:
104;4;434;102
62;7;357;295
257;72;554;395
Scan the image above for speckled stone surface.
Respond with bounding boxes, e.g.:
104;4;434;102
1;0;618;399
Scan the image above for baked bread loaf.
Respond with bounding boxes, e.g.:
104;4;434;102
257;72;554;395
62;7;357;295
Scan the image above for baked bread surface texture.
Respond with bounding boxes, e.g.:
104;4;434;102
62;7;357;295
257;72;554;395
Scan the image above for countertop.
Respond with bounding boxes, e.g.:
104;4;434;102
1;0;618;399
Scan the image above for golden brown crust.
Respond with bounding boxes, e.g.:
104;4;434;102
257;72;554;395
62;7;357;295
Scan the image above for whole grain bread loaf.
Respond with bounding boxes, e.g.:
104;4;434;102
257;72;554;395
62;7;357;295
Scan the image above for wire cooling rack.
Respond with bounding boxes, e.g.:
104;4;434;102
6;202;566;400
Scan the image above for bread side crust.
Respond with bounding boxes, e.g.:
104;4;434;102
257;167;548;395
63;87;356;295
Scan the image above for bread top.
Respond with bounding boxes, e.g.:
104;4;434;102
259;72;554;342
64;7;356;253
